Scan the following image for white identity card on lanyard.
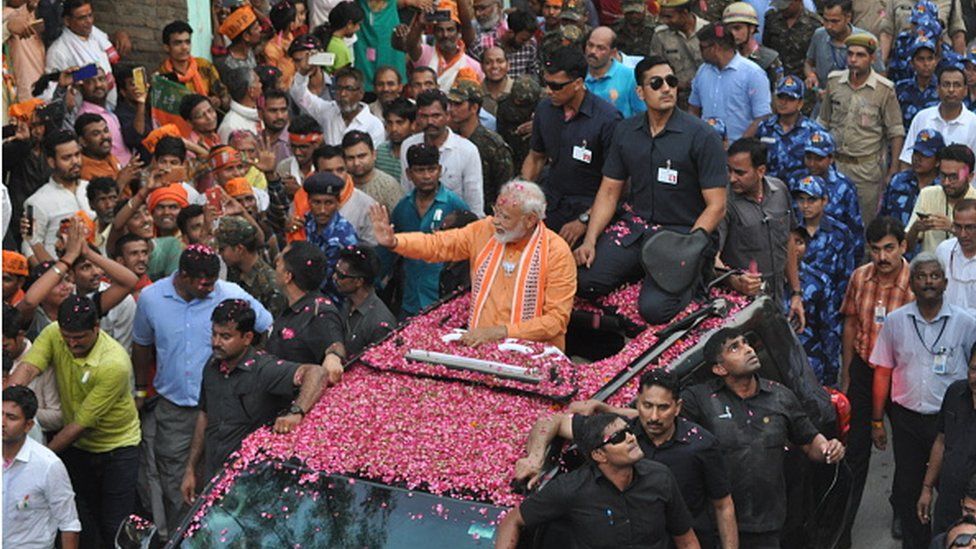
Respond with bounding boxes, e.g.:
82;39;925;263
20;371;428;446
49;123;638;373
573;140;593;164
658;159;678;185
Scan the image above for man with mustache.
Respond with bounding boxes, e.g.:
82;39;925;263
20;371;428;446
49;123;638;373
584;27;646;119
75;66;132;165
514;369;740;548
5;294;141;547
837;216;914;547
496;413;700;549
290;58;386;146
935;199;976;311
682;328;846;548
870;253;976;548
400;89;485;216
113;234;153;298
75;114;120;181
370;180;576;349
907;144;976;253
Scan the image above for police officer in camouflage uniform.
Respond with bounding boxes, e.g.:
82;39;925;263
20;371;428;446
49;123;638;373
793;129;867;255
885;2;962;83
612;0;659;56
757;75;827;181
879;0;967;63
541;22;587;63
215;216;288;318
880;128;944;228
895;36;941;130
723;2;783;88
788;226;839;386
497;75;542;167
649;0;709;108
446;79;515;212
792;175;857;386
764;0;821;85
818;32;905;228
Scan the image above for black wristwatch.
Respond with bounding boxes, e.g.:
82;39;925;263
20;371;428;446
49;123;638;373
286;403;305;417
578;211;590;224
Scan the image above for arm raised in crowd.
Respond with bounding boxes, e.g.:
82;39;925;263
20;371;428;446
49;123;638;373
82;242;138;314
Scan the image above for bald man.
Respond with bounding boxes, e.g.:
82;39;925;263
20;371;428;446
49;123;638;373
583;27;647;118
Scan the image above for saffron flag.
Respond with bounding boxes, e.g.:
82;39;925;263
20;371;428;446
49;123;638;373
150;75;193;138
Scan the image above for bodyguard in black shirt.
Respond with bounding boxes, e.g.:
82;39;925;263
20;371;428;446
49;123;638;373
497;413;699;549
681;327;845;549
514;369;738;548
266;241;345;382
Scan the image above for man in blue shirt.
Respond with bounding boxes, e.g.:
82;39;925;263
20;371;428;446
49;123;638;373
303;172;359;305
756;75;827;181
895;37;941;132
689;23;772;141
881;128;945;229
390;144;469;317
131;244;272;534
583;27;646;119
792;129;866;256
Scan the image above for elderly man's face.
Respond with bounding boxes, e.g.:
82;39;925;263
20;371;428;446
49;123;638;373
491;192;537;243
336;75;364;114
909;261;947;301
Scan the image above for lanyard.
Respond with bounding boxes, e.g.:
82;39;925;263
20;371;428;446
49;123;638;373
911;315;949;355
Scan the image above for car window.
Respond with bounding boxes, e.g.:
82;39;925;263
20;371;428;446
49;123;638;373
180;461;504;548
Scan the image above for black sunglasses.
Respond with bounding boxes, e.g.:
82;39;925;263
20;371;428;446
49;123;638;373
644;74;679;91
597;426;635;449
334;270;364;280
544;78;577;91
952;533;976;547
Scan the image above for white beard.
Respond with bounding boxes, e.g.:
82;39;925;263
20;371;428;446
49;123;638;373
493;225;527;244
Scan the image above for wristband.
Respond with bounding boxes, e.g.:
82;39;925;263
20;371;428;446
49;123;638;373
791;290;803;298
134;390;148;398
51;263;66;278
871;420;884;429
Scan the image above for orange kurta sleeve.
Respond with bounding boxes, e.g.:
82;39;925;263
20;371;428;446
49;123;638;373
503;232;576;349
394;217;494;263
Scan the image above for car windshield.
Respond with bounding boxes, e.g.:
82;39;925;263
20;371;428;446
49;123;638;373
179;461;504;548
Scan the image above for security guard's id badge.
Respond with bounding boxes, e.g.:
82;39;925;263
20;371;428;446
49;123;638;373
572;145;592;163
933;350;948;375
657;167;678;185
874;305;887;324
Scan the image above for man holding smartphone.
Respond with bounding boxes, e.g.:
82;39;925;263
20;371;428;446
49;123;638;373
906;144;976;253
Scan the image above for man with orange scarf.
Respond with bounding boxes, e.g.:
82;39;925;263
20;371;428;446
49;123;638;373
370;180;576;349
157;21;228;111
396;0;485;93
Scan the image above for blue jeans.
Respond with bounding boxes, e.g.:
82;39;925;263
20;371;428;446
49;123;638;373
62;445;140;548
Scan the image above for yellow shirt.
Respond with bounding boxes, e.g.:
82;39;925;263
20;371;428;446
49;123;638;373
395;218;577;349
907;184;976;253
22;323;141;453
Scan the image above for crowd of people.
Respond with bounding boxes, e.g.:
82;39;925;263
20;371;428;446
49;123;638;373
3;0;976;546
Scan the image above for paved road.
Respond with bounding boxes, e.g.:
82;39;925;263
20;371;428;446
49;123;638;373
850;440;900;549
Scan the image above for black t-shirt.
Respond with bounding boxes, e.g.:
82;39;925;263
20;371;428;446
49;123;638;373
519;459;694;549
680;377;819;534
266;291;344;364
602;109;727;229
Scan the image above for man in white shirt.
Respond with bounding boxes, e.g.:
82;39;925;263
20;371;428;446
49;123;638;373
899;66;976;168
23;130;94;260
3;306;62;434
936;199;976;312
2;386;81;549
399;89;484;216
44;0;122;109
290;59;385;146
217;67;262;143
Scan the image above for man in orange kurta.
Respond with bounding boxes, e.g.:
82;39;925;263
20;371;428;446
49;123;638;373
371;180;576;349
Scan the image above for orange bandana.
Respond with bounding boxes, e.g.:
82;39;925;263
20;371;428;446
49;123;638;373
142;124;183;153
225;177;254;198
209;146;243;171
2;250;29;277
147;184;190;212
219;5;258;40
8;98;43;121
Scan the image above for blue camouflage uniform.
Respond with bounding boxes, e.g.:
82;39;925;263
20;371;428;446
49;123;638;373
895;72;939;131
794;257;839;385
302;173;360;306
791;176;857;311
964;48;976;111
887;4;945;83
757;75;827;181
880;128;944;242
788;129;865;257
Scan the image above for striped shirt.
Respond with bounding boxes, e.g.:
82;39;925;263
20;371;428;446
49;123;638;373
840;258;915;363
